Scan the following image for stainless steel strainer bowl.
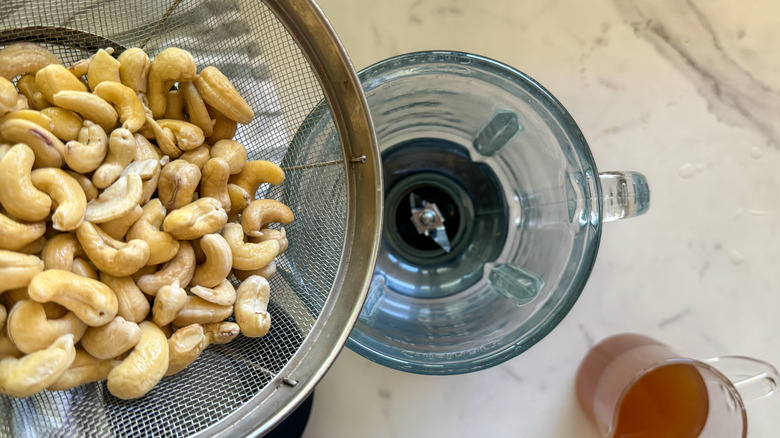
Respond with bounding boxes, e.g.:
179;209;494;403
0;0;381;436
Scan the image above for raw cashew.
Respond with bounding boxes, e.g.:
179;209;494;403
76;221;150;277
0;333;75;398
41;107;83;142
6;300;87;354
180;145;211;170
86;49;121;91
233;259;277;282
120;158;161;204
206;104;238;144
16;236;47;256
34;64;88;105
16;75;49;110
164;89;185;120
126;198;179;265
0;304;6;331
171;295;233;326
0;144;51;221
0;212;46;251
227;183;251;221
31;168;87;231
151;281;187;327
234;275;271;338
99;272;150;323
157;119;205;152
135;240;195;295
195;66;254;124
157;159;201;210
93;81;145;132
65;170;98;201
0;109;53;132
41;233;82;271
80;316;141;359
84;173;144;223
241;199;294;238
0;328;23;360
147;48;197;118
0;249;44;294
107;321;168;400
0;77;18;116
27;269;118;327
250;227;289;254
210;139;247;175
144;114;181;158
48;349;121;391
229;160;286;196
163;197;228;241
0;118;64;168
203;321;240;344
0;43;60;81
134;132;162;161
200;157;231;210
68;57;90;77
51;90;118;133
190;279;236;307
63;120;108;173
99;204;143;241
92;127;136;189
191;233;232;288
221;222;280;271
117;48;150;96
165;323;207;376
180;80;214;137
71;257;98;280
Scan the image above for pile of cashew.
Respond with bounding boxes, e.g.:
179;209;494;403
0;43;294;400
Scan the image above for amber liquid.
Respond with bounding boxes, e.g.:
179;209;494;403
576;334;710;438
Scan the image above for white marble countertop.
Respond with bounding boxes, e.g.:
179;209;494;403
301;0;780;436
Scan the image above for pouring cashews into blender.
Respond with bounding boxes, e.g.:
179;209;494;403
0;42;294;400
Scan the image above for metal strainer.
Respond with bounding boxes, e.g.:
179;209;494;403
0;0;381;436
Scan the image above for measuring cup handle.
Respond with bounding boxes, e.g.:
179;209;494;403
704;355;780;402
599;171;650;222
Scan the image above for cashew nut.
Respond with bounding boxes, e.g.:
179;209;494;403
86;49;121;91
250;227;289;254
27;269;118;326
165;323;207;376
202;321;240;344
120;158;161;204
80;316;141;360
99;272;150;323
135;240;195;295
200;157;231;210
34;63;88;105
180;145;211;170
0;144;51;221
93;81;145;132
51;90;118;133
195;66;254;124
62;120;108;173
221;222;280;271
210;139;247;175
71;257;98;280
144;114;181;158
157;119;204;152
0;333;75;398
15;236;48;256
48;349;121;391
68;57;90;78
164;89;185;120
180;80;214;137
147;48;197;118
157;159;201;210
76;221;150;277
31;168;87;231
241;199;294;238
0;77;18;116
41;233;82;271
163;197;228;241
0;212;46;251
228;160;286;197
234;275;271;338
190;279;236;307
190;233;232;288
92;127;136;189
126;198;179;265
0;304;6;332
0;109;54;132
99;204;143;241
171;295;233;327
0;43;60;81
134;132;162;161
40;107;83;142
15;75;49;110
233;259;277;282
151;281;187;327
117;48;150;96
0;249;44;294
0;328;23;360
84;173;144;223
6;300;87;354
0;118;64;168
227;183;251;222
65;170;99;201
106;321;168;400
206;104;238;144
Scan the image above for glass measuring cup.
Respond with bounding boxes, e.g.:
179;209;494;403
576;333;779;437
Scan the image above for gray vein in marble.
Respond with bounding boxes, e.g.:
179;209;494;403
613;0;780;147
658;307;692;328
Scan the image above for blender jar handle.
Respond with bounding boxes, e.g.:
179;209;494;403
599;171;650;222
704;356;780;402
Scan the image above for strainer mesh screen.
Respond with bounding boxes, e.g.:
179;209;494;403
0;0;350;436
